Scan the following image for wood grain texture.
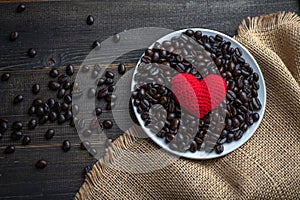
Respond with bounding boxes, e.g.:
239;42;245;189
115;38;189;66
0;0;299;199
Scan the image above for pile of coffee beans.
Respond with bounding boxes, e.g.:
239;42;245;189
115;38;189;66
132;30;262;154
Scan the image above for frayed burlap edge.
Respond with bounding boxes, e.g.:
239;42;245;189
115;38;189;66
75;11;299;200
235;11;300;83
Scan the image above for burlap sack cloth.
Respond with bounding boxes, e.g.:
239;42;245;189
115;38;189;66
76;12;300;199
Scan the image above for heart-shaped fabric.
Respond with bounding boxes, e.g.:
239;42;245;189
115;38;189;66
171;73;227;118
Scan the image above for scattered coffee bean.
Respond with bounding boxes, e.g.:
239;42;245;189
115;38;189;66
57;114;66;124
16;4;26;13
11;131;23;140
32;84;40;94
48;111;57;122
252;113;259;122
0;120;8;133
45;129;55;140
87;88;96;98
57;74;68;84
28;106;36;115
28;119;37;130
97;78;105;86
105;71;114;79
107;85;115;92
27;48;37;58
102;120;113;129
48;81;60;90
64;110;73;121
13;94;24;104
118;63;126;75
80;141;91;150
113;33;120;43
215;145;224;154
86;15;94;25
92;40;101;49
84;165;92;175
22;135;31;145
35;107;44;116
95;107;102;116
10;31;18;41
62;140;71;152
49;68;59;78
63;81;72;90
35;159;47;169
12;121;23;131
4;145;15;154
89;148;97;156
1;73;11;81
64;94;72;104
82;129;92;137
57;88;66;99
66;64;74;76
39;115;48;125
61;102;69;111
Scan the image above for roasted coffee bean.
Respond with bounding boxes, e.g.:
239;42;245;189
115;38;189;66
49;68;59;78
0;119;8;133
16;4;26;12
88;88;96;98
93;40;101;49
57;88;66;99
189;141;197;153
64;110;73;121
72;104;79;115
13;94;24;104
48;111;57;122
62;140;71;152
11;131;23;140
86;15;94;25
48;81;60;90
232;117;240;128
82;129;92;137
1;73;11;81
31;84;40;94
57;114;66;124
4;145;15;154
89;148;97;156
107;85;116;92
10;31;19;41
113;33;120;43
95;107;102;116
28;48;37;58
105;78;114;85
97;78;105;86
102;120;113;129
53;102;61;113
35;159;47;169
63;94;72;105
39;115;48;124
61;103;68;112
45;129;55;139
28;106;36;115
226;132;234;143
252;98;262;111
66;64;74;76
12;121;23;131
57;74;68;84
253;72;259;81
81;141;91;150
91;70;98;79
28;119;37;130
234;131;243;140
105;71;115;79
252;113;260;122
63;82;72;90
118;63;126;75
36;107;44;116
33;98;43;107
22;135;31;145
215;145;224;154
240;123;248;132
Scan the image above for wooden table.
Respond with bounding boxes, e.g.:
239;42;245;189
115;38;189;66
0;1;299;199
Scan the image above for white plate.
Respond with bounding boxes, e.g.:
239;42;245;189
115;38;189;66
131;28;266;159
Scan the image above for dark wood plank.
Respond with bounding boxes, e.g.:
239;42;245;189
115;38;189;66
0;0;299;199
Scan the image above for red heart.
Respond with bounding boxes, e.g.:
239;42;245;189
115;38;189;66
171;73;227;118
